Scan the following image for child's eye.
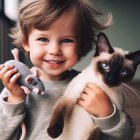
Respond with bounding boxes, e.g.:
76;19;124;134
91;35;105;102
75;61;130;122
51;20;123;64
37;38;48;42
61;39;74;44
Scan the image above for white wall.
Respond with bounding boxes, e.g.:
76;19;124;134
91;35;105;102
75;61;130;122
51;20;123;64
74;0;140;80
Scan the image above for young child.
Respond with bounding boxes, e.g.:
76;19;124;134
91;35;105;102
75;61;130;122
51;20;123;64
0;0;135;139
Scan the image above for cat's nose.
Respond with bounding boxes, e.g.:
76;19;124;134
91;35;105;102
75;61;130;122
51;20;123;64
107;75;112;82
105;75;119;87
108;77;113;83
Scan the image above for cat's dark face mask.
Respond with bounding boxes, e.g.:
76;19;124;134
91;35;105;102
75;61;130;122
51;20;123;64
94;32;140;87
97;54;136;87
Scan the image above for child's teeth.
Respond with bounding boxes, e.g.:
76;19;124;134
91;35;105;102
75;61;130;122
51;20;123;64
49;60;62;64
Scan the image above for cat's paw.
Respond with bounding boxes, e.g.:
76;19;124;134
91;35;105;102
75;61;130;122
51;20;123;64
47;123;63;138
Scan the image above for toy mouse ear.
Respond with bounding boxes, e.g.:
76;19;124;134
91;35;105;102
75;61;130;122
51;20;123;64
94;32;114;56
31;67;40;77
25;76;33;84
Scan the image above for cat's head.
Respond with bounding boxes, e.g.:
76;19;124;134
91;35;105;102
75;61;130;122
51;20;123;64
94;32;140;87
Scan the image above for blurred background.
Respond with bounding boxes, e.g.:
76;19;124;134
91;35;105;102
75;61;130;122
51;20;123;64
0;0;140;139
75;0;140;81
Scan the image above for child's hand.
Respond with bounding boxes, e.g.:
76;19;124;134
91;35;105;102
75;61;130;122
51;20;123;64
77;83;113;118
0;64;26;103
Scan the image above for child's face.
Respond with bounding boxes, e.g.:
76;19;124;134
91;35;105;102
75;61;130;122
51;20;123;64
22;10;79;81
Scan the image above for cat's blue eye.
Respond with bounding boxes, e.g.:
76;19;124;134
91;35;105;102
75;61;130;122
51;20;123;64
37;38;49;42
120;69;127;76
101;63;109;70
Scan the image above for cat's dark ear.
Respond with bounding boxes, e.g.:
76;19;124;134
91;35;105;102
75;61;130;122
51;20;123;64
94;32;114;56
125;50;140;66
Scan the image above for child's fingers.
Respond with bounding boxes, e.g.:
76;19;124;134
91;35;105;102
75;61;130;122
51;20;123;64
3;68;18;83
77;98;85;106
77;98;90;112
83;85;94;95
85;83;110;102
0;64;5;73
79;92;88;101
86;83;105;95
0;64;4;70
0;64;14;77
86;83;99;90
10;73;20;84
0;64;4;78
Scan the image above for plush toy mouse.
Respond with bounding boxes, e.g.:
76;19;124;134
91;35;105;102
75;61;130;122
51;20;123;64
4;48;45;140
4;48;45;95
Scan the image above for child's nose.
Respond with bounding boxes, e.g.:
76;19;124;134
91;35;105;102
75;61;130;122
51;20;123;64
48;42;62;56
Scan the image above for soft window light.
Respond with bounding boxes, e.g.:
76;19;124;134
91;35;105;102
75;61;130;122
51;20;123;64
4;0;18;21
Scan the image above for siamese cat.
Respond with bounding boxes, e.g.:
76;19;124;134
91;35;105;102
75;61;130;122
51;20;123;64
47;32;140;140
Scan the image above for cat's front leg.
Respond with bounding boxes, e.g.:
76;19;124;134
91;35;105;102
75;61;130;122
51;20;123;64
47;96;75;138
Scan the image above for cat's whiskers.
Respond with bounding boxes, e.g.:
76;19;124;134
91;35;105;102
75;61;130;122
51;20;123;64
118;85;133;107
117;87;125;104
122;83;140;101
121;84;137;107
119;83;140;107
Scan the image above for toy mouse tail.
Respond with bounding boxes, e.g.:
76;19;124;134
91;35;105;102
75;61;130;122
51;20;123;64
11;48;19;61
19;122;26;140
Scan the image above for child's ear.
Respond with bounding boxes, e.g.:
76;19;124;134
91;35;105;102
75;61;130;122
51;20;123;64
22;40;30;52
94;32;114;56
125;50;140;66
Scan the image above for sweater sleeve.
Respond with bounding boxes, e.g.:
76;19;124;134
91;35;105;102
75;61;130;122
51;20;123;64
0;88;26;140
92;104;136;140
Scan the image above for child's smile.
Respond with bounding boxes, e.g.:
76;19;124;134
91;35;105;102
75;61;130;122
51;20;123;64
43;59;65;68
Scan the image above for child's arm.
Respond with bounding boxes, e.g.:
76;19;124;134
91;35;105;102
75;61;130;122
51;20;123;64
0;88;26;140
77;83;135;140
0;64;26;139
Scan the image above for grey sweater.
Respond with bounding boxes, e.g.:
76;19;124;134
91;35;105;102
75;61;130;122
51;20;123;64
0;69;135;140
